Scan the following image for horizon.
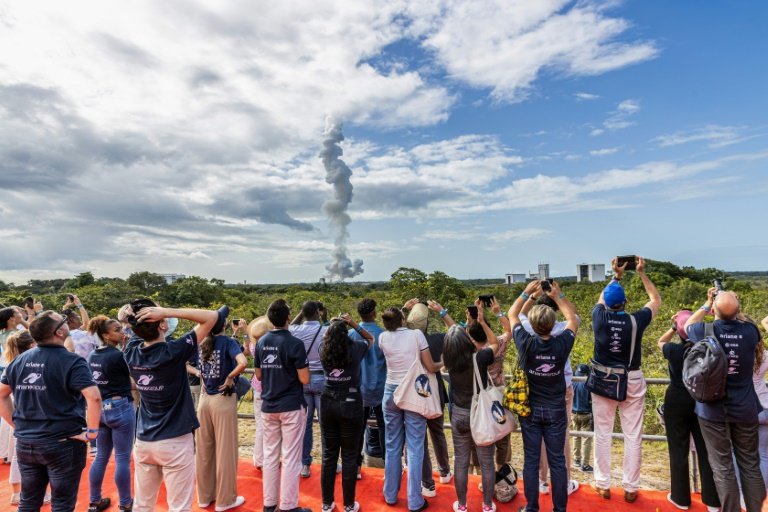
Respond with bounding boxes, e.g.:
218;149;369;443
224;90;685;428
2;1;767;285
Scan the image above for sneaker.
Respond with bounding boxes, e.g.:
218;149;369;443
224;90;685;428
706;507;720;512
573;458;581;467
666;493;689;510
481;504;496;512
44;493;51;504
567;480;579;496
439;471;453;484
344;503;360;512
452;501;467;512
322;503;335;512
409;501;429;512
421;485;436;498
10;493;19;505
538;480;549;494
89;498;111;512
301;465;311;478
216;496;245;511
580;464;593;472
337;463;342;474
591;484;611;499
199;501;213;509
357;466;362;480
118;503;133;512
624;490;638;503
264;507;277;512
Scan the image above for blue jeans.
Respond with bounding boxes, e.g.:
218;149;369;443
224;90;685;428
520;406;568;512
89;397;136;506
383;383;426;510
303;373;325;465
16;438;87;512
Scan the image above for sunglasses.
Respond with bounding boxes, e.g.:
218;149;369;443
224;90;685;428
51;318;68;337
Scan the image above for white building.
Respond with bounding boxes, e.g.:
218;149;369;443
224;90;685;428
537;263;550;280
505;273;527;285
160;273;186;284
576;263;606;283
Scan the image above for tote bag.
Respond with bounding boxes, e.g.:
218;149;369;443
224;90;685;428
393;357;442;419
471;353;516;446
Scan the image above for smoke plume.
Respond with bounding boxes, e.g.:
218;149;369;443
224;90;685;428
320;117;364;280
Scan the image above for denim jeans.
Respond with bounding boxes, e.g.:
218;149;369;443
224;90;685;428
451;406;495;507
16;438;87;512
520;406;568;512
383;383;427;510
320;394;364;507
89;397;136;506
303;373;325;465
358;404;385;465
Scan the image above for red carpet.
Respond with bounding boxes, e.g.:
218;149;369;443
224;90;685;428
0;458;760;511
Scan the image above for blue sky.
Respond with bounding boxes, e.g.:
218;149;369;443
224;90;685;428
1;0;766;284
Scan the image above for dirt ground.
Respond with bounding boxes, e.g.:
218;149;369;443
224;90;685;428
235;401;679;491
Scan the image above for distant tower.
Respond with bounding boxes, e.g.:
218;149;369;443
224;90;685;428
537;263;550;280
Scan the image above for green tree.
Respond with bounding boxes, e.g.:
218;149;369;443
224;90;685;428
72;272;96;288
389;267;429;299
127;272;168;295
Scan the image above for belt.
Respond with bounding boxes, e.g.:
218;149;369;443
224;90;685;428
310;370;325;375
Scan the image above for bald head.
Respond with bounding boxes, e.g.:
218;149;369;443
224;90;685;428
714;291;740;320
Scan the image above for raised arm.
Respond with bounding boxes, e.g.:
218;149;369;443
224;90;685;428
491;297;512;338
549;282;579;334
657;313;679;351
427;300;455;327
475;299;499;348
636;257;661;317
509;280;541;329
135;307;218;341
341;313;374;348
684;287;717;332
761;314;768;333
600;257;627;306
73;295;90;329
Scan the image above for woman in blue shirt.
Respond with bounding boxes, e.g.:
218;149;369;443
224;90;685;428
86;315;134;512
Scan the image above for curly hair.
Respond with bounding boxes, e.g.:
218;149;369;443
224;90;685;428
319;320;352;370
88;315;121;346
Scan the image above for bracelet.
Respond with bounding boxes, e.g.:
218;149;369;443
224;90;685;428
86;432;98;440
496;312;504;318
559;293;566;299
355;326;364;334
438;309;448;318
700;305;712;314
520;292;530;300
86;428;99;433
77;304;85;309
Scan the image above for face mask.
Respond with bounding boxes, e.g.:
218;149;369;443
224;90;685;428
165;317;179;338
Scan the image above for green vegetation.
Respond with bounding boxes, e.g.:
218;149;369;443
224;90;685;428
3;259;767;434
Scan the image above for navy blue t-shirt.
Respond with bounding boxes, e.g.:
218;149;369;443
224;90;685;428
1;345;95;443
124;330;200;441
255;329;308;413
88;345;133;401
199;335;243;395
322;339;369;393
592;304;653;370
514;325;575;408
687;320;762;423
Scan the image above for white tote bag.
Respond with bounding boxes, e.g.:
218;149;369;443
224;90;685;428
471;353;516;446
393;357;442;419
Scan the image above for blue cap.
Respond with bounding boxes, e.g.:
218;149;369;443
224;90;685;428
212;305;230;335
603;282;626;309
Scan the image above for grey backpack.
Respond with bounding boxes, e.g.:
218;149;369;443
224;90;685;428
682;323;728;403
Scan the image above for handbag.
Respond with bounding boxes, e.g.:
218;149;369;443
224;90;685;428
586;315;637;402
505;339;531;417
471;353;516;446
393;348;442;419
235;375;252;401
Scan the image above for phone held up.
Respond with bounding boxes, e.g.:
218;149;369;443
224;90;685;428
467;305;478;320
540;279;552;293
616;255;637;271
478;295;494;307
713;279;724;292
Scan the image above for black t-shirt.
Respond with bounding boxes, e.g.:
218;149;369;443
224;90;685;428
88;345;133;401
124;330;199;441
1;345;95;442
187;351;200;386
662;341;690;389
200;335;243;395
687;320;762;423
425;331;449;406
255;329;308;413
447;347;494;410
592;304;653;370
514;325;575;408
322;339;369;392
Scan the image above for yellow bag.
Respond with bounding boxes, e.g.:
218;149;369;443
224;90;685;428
505;340;531;417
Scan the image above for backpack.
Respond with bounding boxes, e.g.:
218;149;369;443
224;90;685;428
682;323;728;403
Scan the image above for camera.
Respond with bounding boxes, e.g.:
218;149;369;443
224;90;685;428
478;295;494;307
66;294;75;301
540;279;553;293
616;255;637;271
713;279;724;292
467;305;478;320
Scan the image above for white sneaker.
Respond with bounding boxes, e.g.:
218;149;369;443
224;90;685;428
215;496;245;511
452;501;467;512
344;502;360;512
357;466;362;480
301;464;311;478
539;480;549;494
199;501;212;509
337;463;342;474
322;502;336;512
567;480;579;496
666;493;689;510
439;471;453;484
706;507;720;512
421;485;437;498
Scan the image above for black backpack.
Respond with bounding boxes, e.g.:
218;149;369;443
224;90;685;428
682;323;728;403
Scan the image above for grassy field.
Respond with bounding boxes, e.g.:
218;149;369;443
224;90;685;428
235;399;677;491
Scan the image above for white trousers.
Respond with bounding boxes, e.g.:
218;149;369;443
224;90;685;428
262;407;307;510
134;433;196;512
253;393;264;467
592;369;646;492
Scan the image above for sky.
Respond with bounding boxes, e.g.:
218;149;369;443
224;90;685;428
1;0;767;284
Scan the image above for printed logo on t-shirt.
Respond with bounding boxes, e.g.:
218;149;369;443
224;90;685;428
200;350;222;380
491;401;506;424
92;371;102;380
261;347;282;369
415;374;431;397
329;369;344;378
535;363;556;373
137;375;154;386
22;373;42;384
17;364;46;391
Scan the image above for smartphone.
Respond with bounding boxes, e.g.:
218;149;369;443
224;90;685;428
231;318;241;325
478;295;494;307
66;294;75;301
467;305;478;320
713;279;724;291
540;280;552;293
616;255;637;271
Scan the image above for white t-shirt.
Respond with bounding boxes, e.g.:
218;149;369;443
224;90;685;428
754;349;768;409
379;327;429;386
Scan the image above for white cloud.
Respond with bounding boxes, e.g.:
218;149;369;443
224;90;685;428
592;98;640;135
574;92;600;101
424;228;551;243
652;125;753;148
589;147;620;156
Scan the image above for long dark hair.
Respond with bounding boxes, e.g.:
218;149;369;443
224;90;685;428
319;321;352;369
200;334;216;363
0;308;15;330
442;325;476;373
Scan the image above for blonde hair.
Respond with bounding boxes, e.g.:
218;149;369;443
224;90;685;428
528;305;556;336
4;331;35;365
